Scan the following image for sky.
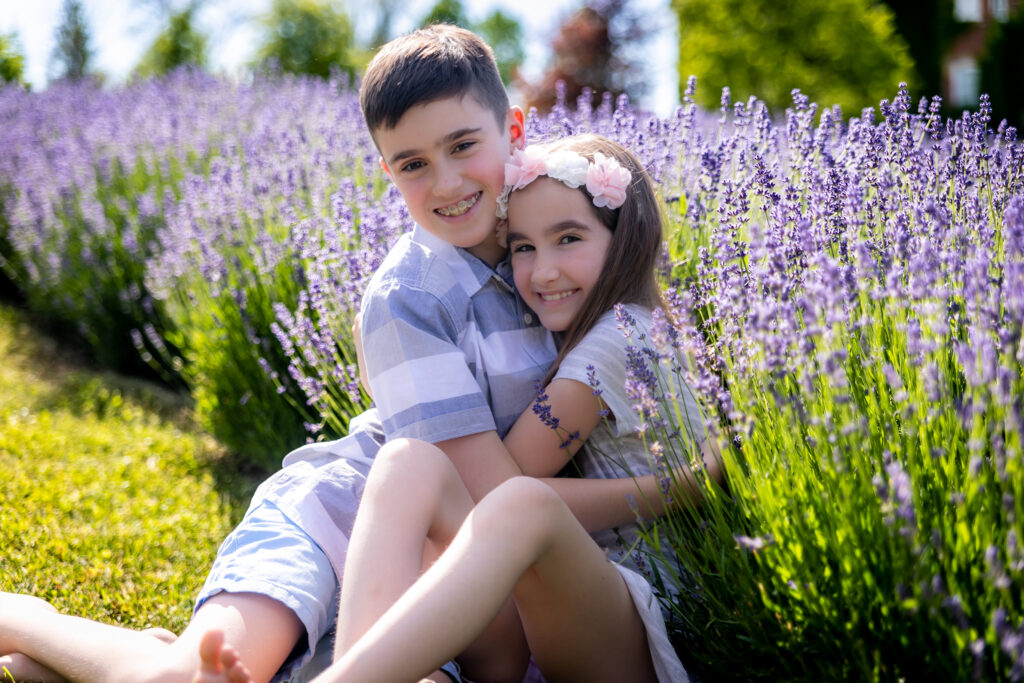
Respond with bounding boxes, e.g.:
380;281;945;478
0;0;680;115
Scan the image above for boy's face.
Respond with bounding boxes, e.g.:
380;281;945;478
375;95;525;267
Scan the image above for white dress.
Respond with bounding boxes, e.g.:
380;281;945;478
553;304;706;683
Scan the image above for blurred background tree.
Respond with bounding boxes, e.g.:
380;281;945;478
672;0;914;115
521;0;651;112
473;9;525;85
51;0;94;82
414;0;525;89
420;0;470;28
255;0;360;81
980;5;1024;128
134;3;209;79
0;32;27;87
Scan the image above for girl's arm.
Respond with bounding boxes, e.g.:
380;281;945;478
502;375;724;532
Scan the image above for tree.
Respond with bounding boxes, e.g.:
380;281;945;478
673;0;915;116
522;0;650;112
369;0;402;48
420;0;470;29
51;0;93;82
980;6;1024;128
134;4;208;79
255;0;359;81
413;1;524;88
476;9;525;85
0;32;27;87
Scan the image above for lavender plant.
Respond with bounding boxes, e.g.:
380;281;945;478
591;83;1023;680
1;71;1021;677
0;70;392;465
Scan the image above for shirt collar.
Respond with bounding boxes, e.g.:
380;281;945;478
411;225;511;297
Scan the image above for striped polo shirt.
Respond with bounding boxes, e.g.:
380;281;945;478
282;225;556;467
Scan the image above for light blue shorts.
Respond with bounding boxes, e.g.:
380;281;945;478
195;500;338;682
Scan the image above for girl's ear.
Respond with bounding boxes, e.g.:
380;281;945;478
508;106;526;151
379;157;393;179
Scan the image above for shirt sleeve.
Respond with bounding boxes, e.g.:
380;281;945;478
554;307;707;445
359;276;496;444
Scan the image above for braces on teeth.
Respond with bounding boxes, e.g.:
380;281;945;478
437;193;479;216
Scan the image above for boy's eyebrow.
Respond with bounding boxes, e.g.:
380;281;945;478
387;127;483;166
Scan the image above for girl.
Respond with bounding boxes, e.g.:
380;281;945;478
196;134;722;683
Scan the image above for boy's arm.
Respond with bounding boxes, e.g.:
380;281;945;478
436;430;663;533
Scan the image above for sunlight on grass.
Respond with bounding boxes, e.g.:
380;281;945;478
0;304;253;633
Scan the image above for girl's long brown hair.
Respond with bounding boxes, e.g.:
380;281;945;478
521;134;665;385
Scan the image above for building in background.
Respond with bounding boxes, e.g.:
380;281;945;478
946;0;1019;106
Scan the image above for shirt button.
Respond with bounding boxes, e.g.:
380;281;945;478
524;313;533;324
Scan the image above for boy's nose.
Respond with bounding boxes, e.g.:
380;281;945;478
433;164;462;199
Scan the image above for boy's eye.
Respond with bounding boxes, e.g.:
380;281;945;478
401;160;425;173
452;141;475;154
510;243;534;254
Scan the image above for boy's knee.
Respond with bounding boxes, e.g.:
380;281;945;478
369;438;459;493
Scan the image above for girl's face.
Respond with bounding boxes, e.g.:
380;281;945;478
506;177;613;332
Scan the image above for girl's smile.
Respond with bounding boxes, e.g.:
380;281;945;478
506;177;613;333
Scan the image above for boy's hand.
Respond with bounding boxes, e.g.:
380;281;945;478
495;219;509;249
353;313;373;401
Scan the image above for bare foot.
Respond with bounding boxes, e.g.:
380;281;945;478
0;652;67;682
194;629;253;683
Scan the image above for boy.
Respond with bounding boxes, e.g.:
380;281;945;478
0;25;553;683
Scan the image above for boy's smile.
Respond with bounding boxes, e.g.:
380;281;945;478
375;96;524;267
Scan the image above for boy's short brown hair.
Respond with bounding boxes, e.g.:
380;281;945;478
360;24;510;137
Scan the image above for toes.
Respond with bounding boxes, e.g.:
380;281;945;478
197;629;226;673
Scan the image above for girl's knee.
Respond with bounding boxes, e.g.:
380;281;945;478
477;478;567;540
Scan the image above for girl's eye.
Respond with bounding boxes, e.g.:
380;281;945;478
511;243;534;254
558;234;581;245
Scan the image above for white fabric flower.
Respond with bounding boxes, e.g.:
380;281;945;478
543;150;590;189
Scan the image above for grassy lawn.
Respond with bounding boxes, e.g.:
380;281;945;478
0;302;262;633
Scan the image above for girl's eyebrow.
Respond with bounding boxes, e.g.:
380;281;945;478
387;127;482;166
508;221;592;244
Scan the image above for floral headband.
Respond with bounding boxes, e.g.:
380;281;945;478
495;145;632;219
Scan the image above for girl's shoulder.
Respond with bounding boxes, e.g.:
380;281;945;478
562;304;655;370
582;303;655;344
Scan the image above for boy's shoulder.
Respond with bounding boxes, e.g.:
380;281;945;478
366;226;502;304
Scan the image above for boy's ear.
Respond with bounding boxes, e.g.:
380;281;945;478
379;157;393;179
508;106;526;151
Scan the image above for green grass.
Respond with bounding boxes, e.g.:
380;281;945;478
0;302;261;633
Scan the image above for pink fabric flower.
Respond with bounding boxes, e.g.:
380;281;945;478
504;146;548;191
585;152;631;209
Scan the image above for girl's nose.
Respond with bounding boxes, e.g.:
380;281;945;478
531;253;559;286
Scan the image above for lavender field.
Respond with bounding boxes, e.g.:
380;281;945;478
1;72;1021;680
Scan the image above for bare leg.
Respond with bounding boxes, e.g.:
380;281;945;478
0;594;65;682
333;439;528;682
321;477;656;683
0;591;302;683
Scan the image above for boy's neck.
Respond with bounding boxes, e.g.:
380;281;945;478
464;237;506;269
